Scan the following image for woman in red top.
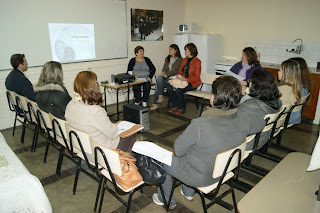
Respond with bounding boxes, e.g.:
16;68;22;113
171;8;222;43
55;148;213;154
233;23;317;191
166;43;201;114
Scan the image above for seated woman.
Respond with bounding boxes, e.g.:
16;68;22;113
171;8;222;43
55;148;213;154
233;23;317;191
150;44;182;110
127;46;156;107
230;47;261;86
278;58;308;124
166;43;201;114
152;76;265;209
34;61;71;119
290;57;311;124
65;71;135;153
238;69;282;150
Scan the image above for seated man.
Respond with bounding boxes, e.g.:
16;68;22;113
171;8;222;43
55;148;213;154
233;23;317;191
152;76;266;209
5;54;35;101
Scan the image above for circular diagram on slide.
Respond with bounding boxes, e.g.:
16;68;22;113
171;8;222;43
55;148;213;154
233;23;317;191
50;24;96;62
55;40;75;62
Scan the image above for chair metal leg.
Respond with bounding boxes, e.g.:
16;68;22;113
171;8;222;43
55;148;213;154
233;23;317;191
159;185;168;211
183;95;188;113
125;191;134;213
43;137;51;163
73;159;82;195
166;178;178;211
229;180;238;213
98;178;107;213
94;177;104;212
31;124;38;152
195;97;199;109
20;119;27;144
199;192;208;213
55;147;65;177
232;179;253;193
12;114;18;136
32;125;40;152
199;100;206;117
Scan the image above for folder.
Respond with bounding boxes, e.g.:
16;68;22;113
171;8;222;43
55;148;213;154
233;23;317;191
116;120;144;138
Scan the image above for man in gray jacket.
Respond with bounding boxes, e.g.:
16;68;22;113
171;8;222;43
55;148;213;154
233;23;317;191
153;76;266;209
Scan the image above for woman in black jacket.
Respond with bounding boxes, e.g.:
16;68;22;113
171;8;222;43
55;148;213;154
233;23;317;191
34;61;71;119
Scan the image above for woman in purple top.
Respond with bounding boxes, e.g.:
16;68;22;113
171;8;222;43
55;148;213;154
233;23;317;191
230;47;261;86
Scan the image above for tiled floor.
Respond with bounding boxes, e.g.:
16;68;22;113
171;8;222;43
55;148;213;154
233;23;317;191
1;96;319;213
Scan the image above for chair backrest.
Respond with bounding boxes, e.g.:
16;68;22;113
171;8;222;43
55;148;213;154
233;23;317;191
26;98;39;124
263;109;283;133
49;113;69;148
37;109;53;136
94;144;122;177
200;73;219;85
245;134;256;145
271;104;288;129
291;92;310;113
6;90;16;112
15;94;31;121
212;141;246;179
65;123;92;155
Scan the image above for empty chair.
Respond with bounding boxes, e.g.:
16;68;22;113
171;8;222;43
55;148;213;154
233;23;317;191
166;141;246;213
184;73;219;114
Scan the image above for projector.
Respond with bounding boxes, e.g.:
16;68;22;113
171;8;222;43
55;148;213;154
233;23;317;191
114;73;135;84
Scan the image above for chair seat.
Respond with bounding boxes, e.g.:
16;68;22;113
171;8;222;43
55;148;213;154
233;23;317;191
243;151;251;160
197;172;234;194
101;169;144;192
185;90;207;98
203;93;211;100
287;124;294;128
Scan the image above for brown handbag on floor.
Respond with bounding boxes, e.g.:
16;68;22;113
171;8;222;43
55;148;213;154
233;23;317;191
113;150;143;190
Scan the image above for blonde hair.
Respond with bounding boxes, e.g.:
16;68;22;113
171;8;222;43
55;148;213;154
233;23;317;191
37;61;63;87
280;59;302;103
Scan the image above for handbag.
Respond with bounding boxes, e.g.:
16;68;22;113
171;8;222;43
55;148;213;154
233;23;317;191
168;78;188;89
134;153;167;184
113;150;143;190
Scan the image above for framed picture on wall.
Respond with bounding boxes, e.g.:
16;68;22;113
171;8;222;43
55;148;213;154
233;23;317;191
131;9;163;41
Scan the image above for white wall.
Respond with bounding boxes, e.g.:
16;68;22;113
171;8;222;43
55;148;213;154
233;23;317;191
0;0;186;130
185;0;320;58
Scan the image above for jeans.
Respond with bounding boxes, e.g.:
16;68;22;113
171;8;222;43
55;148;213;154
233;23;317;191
153;76;169;104
165;82;194;110
157;157;195;206
133;82;151;103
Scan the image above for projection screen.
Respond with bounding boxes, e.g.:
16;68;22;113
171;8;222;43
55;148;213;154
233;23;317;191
0;0;127;71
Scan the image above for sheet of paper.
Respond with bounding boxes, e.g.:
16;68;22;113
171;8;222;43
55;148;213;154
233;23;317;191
169;74;182;79
216;70;245;81
132;141;173;166
137;77;148;82
117;121;136;135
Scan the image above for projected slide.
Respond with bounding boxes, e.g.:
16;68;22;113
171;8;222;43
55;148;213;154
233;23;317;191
48;23;96;62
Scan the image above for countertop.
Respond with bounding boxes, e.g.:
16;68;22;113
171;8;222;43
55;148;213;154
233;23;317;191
217;59;320;74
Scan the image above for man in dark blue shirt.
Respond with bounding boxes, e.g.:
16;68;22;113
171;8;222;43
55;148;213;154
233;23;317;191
5;54;35;101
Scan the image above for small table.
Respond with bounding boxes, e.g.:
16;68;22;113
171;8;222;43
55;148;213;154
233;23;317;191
101;80;144;121
0;133;52;212
238;152;320;213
